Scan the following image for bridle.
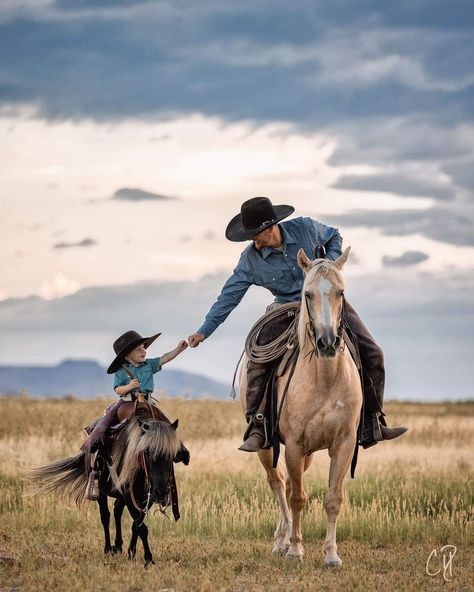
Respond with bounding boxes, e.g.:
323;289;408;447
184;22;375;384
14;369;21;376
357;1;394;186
303;284;346;359
129;450;173;522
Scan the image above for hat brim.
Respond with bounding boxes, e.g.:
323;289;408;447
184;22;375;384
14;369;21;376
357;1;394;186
225;205;294;242
107;332;161;374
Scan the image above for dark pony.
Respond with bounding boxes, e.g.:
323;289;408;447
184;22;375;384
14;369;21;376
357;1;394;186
29;418;181;566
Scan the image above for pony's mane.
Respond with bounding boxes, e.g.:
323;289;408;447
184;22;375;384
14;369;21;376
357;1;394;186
111;418;180;490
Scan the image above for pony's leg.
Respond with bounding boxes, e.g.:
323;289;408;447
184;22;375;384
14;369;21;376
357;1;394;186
98;493;112;554
323;437;355;567
284;444;307;560
112;497;125;554
257;449;292;555
125;498;154;567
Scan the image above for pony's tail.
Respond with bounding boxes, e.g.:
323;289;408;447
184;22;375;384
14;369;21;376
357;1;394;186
27;452;88;507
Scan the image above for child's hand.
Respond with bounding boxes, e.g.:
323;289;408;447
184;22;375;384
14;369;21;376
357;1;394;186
128;378;140;391
176;340;188;354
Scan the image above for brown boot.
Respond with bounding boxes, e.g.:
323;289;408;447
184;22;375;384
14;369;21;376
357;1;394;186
85;470;100;501
239;413;267;452
238;361;268;453
361;413;408;449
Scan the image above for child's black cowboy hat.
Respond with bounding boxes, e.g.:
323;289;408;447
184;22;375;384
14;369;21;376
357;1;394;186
225;196;294;242
107;330;161;374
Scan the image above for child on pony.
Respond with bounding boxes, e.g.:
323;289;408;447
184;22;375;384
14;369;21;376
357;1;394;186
82;329;189;500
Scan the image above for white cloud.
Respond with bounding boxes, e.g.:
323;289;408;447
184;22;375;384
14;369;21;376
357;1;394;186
39;273;81;300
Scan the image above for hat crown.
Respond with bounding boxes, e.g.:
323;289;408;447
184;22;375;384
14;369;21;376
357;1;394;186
241;197;277;231
113;330;144;356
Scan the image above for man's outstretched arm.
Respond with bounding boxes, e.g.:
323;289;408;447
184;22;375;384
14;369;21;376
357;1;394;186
188;266;252;347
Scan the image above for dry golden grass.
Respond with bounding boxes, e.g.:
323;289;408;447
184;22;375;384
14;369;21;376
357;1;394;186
0;397;473;591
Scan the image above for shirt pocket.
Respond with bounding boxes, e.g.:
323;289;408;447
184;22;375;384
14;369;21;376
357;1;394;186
255;269;284;288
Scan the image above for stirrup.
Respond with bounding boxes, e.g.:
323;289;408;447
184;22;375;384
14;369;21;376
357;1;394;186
239;413;269;452
86;470;100;501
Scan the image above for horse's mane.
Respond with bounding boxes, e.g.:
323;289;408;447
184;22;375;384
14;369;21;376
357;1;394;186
111;418;180;490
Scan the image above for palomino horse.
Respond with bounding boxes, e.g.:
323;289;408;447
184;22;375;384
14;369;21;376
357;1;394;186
29;418;181;566
240;246;362;566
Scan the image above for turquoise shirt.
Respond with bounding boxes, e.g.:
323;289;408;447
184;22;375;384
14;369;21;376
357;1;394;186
113;357;161;395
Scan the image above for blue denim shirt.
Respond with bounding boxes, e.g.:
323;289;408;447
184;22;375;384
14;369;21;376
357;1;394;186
197;216;342;338
113;357;161;397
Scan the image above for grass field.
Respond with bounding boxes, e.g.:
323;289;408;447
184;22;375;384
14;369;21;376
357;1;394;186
0;397;473;591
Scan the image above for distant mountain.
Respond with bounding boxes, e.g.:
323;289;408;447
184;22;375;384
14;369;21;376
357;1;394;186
0;359;231;399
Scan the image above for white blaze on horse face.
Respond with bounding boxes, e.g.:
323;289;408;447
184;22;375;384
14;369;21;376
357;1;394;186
318;277;333;329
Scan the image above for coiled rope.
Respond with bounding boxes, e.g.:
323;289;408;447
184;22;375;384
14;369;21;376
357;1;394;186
244;302;300;364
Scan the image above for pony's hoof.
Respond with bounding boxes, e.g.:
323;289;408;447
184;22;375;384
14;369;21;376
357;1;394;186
144;559;155;568
127;549;136;561
104;545;113;555
111;545;122;555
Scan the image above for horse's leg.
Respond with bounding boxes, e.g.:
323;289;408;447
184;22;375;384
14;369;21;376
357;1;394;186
257;449;292;555
284;444;307;560
323;437;355;568
125;498;154;567
98;493;112;554
112;497;125;554
285;453;312;503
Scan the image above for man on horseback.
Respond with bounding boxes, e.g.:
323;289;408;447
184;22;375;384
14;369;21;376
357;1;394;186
188;197;407;452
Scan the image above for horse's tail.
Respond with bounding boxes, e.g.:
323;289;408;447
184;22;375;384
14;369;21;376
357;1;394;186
27;452;88;506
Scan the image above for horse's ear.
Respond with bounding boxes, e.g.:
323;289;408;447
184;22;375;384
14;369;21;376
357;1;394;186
334;246;351;270
170;419;179;430
297;248;312;273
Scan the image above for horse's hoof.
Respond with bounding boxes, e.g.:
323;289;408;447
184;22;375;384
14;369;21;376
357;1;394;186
272;542;290;555
128;550;136;561
324;558;342;568
144;559;155;568
111;545;122;555
285;552;303;562
104;546;113;555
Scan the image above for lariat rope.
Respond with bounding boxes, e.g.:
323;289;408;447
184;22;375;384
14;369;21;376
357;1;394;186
244;302;301;363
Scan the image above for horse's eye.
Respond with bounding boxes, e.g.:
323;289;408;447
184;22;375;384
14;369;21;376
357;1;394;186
304;291;313;299
338;290;344;298
142;422;150;431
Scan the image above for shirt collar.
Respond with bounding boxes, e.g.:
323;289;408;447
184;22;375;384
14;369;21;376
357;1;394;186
260;223;295;259
125;360;146;368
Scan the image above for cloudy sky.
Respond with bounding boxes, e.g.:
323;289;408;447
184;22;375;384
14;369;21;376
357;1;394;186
1;1;473;400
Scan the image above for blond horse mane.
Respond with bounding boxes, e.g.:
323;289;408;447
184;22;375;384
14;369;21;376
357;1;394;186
111;418;180;490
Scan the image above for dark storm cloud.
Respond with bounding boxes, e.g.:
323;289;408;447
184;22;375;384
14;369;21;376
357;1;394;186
113;188;176;202
53;237;97;249
382;251;429;267
333;173;454;200
326;206;474;247
0;1;472;126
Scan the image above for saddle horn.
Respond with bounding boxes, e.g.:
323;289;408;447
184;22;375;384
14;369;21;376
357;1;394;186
314;245;326;259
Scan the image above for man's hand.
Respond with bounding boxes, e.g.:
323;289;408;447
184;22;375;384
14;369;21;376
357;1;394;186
188;332;205;348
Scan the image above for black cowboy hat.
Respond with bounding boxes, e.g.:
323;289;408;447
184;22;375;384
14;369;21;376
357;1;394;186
225;197;294;242
107;330;161;374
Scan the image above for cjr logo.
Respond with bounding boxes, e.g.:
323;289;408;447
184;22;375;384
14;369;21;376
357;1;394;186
426;545;457;582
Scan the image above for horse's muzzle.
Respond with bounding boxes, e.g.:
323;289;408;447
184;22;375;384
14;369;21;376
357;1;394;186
316;335;341;358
